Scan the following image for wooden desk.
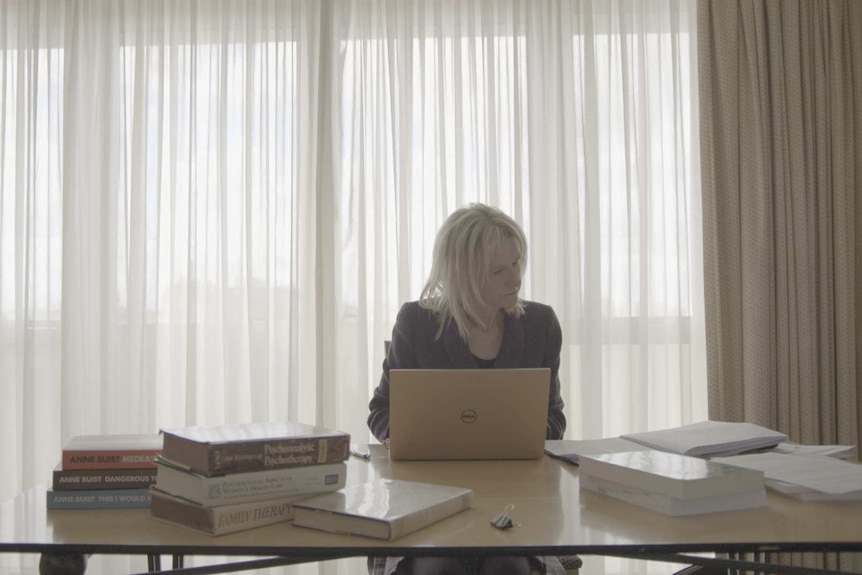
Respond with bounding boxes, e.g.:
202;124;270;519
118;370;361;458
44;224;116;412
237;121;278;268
3;445;862;574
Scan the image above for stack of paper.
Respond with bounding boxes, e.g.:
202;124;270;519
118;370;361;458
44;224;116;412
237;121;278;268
545;438;649;465
579;450;766;516
769;443;856;459
620;421;788;458
713;452;862;502
546;420;789;464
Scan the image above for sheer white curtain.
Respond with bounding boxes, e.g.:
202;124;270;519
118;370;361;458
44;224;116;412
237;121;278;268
332;0;706;442
1;0;324;506
1;0;702;573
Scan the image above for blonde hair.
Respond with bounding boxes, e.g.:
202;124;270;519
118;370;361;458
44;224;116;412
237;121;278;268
419;203;527;340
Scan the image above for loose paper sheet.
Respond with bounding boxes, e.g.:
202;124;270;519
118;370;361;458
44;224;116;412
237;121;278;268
714;453;862;495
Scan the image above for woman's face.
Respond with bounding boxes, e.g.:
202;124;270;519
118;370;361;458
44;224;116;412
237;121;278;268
479;236;522;312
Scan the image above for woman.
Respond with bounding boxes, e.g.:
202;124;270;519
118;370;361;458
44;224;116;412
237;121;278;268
367;203;566;575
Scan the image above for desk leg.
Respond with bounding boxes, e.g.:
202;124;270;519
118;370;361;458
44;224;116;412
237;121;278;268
142;554;183;572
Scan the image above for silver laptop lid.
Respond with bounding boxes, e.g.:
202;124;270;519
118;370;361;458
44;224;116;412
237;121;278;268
388;368;551;461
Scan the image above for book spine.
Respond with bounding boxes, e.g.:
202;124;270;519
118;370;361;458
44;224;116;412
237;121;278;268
150;493;296;535
52;468;158;491
158;462;346;506
389;491;476;540
209;498;295;535
206;436;350;475
46;488;152;510
62;450;161;470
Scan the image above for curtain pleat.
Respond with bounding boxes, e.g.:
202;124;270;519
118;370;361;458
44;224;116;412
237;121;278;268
699;0;862;571
699;0;861;446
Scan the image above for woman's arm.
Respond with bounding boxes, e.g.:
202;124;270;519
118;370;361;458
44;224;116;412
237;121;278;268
367;303;417;442
544;307;567;440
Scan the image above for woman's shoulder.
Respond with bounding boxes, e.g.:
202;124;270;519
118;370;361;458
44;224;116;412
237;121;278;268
517;301;562;345
396;301;437;324
519;299;556;318
518;300;560;330
393;301;443;343
397;300;425;317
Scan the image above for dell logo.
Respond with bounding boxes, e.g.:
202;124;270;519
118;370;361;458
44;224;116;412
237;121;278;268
460;409;478;424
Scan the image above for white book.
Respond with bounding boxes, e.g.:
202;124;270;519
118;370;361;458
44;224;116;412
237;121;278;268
544;438;649;465
580;474;766;516
621;420;788;458
291;479;474;541
579;450;765;499
155;457;346;506
149;488;296;535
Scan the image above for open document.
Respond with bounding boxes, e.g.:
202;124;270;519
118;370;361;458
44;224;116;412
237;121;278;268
714;452;862;501
770;442;856;459
546;421;852;467
621;421;788;458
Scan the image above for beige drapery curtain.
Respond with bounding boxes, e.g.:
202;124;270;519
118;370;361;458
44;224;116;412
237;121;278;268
699;1;861;571
699;0;860;444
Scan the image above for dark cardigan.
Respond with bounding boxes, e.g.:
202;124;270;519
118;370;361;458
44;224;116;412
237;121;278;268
367;300;567;442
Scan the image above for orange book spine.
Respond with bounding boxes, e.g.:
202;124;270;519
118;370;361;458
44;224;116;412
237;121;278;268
62;449;161;470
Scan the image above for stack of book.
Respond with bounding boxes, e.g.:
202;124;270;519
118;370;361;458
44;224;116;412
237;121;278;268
579;450;767;516
150;421;351;535
47;434;162;510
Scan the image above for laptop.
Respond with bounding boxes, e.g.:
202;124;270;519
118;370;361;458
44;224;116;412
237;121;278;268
388;368;551;460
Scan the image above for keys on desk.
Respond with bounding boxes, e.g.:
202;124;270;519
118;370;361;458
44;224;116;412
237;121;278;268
490;504;518;530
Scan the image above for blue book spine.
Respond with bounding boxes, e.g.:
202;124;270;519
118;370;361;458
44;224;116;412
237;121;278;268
46;488;152;510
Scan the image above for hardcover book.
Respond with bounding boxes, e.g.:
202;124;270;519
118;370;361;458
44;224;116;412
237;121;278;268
291;479;474;541
578;450;765;500
580;474;766;516
61;433;163;470
52;463;157;491
159;421;350;476
154;458;347;506
46;488;152;510
149;488;297;535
